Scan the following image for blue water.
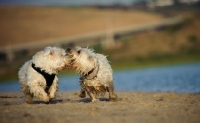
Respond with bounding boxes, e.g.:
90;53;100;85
0;62;200;93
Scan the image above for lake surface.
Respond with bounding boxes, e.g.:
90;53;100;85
0;62;200;93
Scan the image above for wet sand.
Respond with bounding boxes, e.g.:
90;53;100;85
0;91;200;123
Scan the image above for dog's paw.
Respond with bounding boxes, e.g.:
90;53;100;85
25;100;33;104
25;95;33;104
79;93;86;98
49;93;56;99
91;99;97;102
42;96;50;103
109;94;118;101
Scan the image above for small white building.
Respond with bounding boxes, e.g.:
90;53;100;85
147;0;174;8
178;0;199;4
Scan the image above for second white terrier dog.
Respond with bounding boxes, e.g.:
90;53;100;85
67;47;117;102
18;46;68;104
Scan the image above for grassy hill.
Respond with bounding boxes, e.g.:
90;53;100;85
0;6;163;47
92;15;200;70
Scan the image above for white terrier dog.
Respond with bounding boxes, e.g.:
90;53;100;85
18;46;68;104
67;47;117;102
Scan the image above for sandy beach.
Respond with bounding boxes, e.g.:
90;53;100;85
0;91;199;123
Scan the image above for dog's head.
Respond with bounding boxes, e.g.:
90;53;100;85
67;47;97;75
32;46;69;74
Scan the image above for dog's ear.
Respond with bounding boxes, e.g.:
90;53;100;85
88;56;95;66
44;49;54;56
88;56;96;67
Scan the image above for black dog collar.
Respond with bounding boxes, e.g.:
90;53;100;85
32;63;56;88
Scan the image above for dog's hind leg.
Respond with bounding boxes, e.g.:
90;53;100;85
22;86;33;104
107;82;118;101
25;92;33;104
20;81;33;104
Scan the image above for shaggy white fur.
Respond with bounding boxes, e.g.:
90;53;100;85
67;47;117;102
18;46;68;104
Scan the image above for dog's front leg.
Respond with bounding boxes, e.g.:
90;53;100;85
79;89;86;98
31;86;50;103
85;87;96;102
48;77;58;99
79;80;86;98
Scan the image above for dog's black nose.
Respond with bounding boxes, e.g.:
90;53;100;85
67;48;71;53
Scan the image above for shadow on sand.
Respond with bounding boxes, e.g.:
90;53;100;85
78;97;110;103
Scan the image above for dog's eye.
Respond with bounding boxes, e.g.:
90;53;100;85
77;50;81;54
